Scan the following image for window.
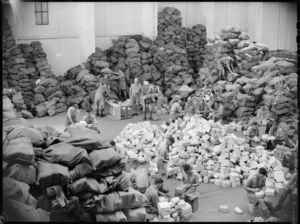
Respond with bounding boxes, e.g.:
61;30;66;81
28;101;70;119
35;2;49;25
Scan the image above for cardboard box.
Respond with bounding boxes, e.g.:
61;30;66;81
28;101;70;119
222;180;232;188
255;191;265;198
175;185;187;196
166;167;177;177
219;205;229;213
275;183;285;195
160;210;171;217
219;173;229;180
170;197;180;204
265;188;275;196
232;182;241;188
181;212;193;222
234;207;243;214
214;179;222;187
274;171;285;183
177;200;186;209
220;167;230;174
181;203;192;215
158;202;171;213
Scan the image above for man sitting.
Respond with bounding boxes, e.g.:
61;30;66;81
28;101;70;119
244;167;273;218
128;160;150;194
144;178;169;218
82;108;100;134
245;121;260;147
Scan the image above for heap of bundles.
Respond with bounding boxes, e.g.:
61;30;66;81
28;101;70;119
2;119;148;222
115;116;292;193
156;7;207;73
151;196;194;222
114;121;165;163
2;19;37;118
198;26;297;120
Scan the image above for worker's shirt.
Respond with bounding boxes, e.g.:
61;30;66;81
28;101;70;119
119;72;126;85
198;102;208;112
130;168;149;189
185;102;196;114
141;85;150;97
217;104;224;115
245;174;266;191
130;83;142;95
148;85;161;97
67;107;80;120
96;85;109;95
257;108;270;120
170;102;182;114
247;126;259;138
83;114;97;126
144;185;159;209
269;126;284;141
157;140;169;162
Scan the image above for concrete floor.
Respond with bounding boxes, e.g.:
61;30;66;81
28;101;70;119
28;110;293;222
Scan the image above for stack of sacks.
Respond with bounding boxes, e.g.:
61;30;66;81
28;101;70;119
2;120;146;222
114;121;165;163
3;92;17;120
158;115;291;188
162;44;195;98
155;196;193;222
3;177;50;221
85;47;110;76
199;26;297;120
157;7;182;34
185;25;207;73
33;76;67;117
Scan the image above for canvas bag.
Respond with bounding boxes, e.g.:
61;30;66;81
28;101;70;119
89;148;122;170
3;162;37;185
36;160;70;187
3;137;35;165
42;143;91;168
6;126;44;146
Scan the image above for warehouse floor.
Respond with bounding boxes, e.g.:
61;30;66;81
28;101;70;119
29;110;293;222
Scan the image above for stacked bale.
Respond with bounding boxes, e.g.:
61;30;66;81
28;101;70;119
2;121;147;222
199;26;297;120
162;44;195;98
115;115;293;193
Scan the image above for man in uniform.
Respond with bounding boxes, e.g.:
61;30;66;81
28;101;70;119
141;80;153;120
129;78;142;116
94;79;110;117
82;108;100;133
156;136;175;193
65;104;80;128
144;178;169;218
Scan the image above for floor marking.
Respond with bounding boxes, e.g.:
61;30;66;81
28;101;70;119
199;189;226;198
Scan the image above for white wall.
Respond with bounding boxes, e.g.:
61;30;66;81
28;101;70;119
94;2;157;50
158;2;297;51
5;1;82;76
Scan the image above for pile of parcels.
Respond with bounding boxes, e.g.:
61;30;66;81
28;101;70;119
2;117;151;222
198;26;297;120
150;196;194;222
116;116;292;194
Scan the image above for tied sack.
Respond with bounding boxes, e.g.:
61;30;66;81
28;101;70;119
90;188;148;213
89;148;122;170
69;177;110;195
42;143;91;168
3;177;36;207
89;159;126;178
69;163;93;181
4;199;48;222
3;162;37;185
37;160;70;187
3;137;35;165
6;126;44;146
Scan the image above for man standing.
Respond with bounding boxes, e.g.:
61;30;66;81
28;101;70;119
94;80;110;117
129;78;142;116
144;178;169;217
170;98;184;122
196;98;210;119
140;81;153;120
156;136;175;193
110;70;128;100
148;81;163;120
244;167;273;218
65;104;80;128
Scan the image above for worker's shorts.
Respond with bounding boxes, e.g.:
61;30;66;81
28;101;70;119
131;94;140;106
94;92;105;108
141;96;154;111
119;81;126;91
156;159;167;176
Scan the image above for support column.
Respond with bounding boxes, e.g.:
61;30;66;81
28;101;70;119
141;2;158;40
77;2;95;64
